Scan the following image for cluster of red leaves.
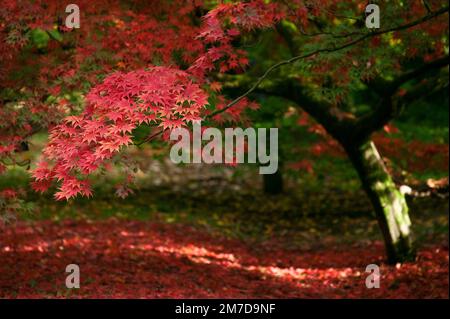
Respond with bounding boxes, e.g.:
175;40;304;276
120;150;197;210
30;0;287;200
290;111;448;174
32;67;209;200
289;134;449;175
0;2;65;193
1;0;211;208
190;0;283;78
0;219;447;298
100;0;204;70
2;0;446;202
374;134;449;173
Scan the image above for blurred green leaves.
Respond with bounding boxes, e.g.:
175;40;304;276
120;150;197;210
29;28;50;49
29;28;63;49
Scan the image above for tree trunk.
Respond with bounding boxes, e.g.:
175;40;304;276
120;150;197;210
345;140;415;264
262;127;284;195
263;169;284;195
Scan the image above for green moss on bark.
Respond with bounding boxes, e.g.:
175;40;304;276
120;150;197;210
346;141;415;264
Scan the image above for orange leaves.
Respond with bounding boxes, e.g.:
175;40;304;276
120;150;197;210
210;81;222;92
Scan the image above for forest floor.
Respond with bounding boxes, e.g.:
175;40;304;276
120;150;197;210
1;116;448;298
0;214;448;298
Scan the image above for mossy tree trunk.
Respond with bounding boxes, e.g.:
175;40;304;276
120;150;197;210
345;140;415;264
251;54;449;263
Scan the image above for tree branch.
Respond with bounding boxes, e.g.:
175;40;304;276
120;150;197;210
138;6;449;146
391;56;449;91
354;55;449;140
251;80;356;143
207;6;449;119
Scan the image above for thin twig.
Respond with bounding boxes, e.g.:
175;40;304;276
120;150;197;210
207;6;448;119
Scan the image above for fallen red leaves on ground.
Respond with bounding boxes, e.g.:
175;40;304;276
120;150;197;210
0;219;448;298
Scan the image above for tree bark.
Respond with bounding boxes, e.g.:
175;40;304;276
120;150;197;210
344;140;415;264
263;169;284;195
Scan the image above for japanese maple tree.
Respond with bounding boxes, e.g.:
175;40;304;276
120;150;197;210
1;0;448;263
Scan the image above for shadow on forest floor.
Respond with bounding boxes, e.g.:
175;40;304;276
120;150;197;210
20;181;449;251
0;219;448;298
1;147;448;298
